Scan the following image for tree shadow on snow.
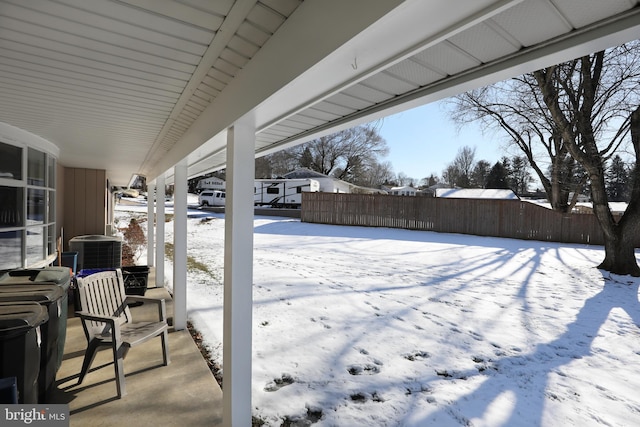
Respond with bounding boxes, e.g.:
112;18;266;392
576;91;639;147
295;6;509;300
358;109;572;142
408;273;640;426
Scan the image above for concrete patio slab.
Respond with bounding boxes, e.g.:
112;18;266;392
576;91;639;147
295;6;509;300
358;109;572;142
49;285;223;427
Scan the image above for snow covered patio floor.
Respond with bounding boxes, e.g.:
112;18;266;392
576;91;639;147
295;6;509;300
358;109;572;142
117;201;640;426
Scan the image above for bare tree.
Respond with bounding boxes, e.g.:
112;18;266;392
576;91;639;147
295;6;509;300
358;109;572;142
296;123;388;179
534;46;640;275
353;160;395;188
442;146;476;187
259;123;389;186
452;41;640;275
451;82;584;211
261;150;299;178
397;172;415;186
442;164;459;187
454;146;476;187
255;157;273;179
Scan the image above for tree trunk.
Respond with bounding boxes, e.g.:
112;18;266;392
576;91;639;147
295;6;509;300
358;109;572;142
535;63;640;276
597;222;640;276
597;106;640;276
549;155;571;213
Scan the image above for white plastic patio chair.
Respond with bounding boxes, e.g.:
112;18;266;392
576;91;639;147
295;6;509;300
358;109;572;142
75;269;170;398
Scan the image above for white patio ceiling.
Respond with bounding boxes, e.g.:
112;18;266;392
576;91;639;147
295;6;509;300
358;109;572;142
0;0;638;186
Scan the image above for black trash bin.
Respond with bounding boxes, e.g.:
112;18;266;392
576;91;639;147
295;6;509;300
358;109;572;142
0;284;65;403
121;266;150;296
0;302;48;404
0;376;18;403
0;267;71;372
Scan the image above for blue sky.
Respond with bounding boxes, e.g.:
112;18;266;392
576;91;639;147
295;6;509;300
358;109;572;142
376;100;508;182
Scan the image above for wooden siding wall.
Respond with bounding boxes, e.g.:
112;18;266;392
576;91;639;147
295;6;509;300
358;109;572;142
62;167;107;250
301;193;635;247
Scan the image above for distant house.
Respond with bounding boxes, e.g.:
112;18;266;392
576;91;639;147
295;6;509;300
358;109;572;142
435;188;519;200
569;192;590;203
420;183;450;197
390;186;417;196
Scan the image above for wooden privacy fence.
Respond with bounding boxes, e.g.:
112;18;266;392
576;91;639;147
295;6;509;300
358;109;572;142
301;192;633;247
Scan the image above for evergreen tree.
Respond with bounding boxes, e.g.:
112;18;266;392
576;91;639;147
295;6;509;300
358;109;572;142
470;160;491;188
510;156;532;195
486;161;509;189
299;147;314;169
606;155;630;202
420;174;439;187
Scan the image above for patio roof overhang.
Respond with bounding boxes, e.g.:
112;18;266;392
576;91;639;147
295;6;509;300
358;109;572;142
0;0;638;186
2;1;640;426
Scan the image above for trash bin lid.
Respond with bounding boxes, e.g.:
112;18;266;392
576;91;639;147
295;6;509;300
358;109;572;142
0;267;72;288
121;265;150;273
0;302;48;338
69;235;122;242
0;284;65;304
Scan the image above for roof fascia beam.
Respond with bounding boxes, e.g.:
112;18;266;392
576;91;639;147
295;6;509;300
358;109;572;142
257;5;640;155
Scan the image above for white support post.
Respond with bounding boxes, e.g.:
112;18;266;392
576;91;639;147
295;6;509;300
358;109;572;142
223;113;255;427
155;174;166;288
173;159;188;331
147;182;155;267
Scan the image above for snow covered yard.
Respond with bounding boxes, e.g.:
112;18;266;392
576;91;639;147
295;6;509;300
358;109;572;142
116;201;640;427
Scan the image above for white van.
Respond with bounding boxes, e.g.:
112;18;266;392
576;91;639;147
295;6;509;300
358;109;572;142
198;190;225;206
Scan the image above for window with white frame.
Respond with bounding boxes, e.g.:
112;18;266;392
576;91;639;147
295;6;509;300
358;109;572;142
0;141;56;270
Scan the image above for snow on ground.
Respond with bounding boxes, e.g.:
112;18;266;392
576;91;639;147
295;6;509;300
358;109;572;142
116;197;640;427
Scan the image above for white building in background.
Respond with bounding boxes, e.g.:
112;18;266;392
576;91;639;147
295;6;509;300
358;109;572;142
435;188;519;200
390;186;417;196
282;168;352;193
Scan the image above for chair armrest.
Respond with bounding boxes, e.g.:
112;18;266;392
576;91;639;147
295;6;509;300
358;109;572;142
76;311;119;324
124;295;163;305
124;296;167;322
76;311;122;342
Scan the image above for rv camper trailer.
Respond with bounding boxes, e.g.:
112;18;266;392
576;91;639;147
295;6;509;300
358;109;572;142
254;178;320;208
